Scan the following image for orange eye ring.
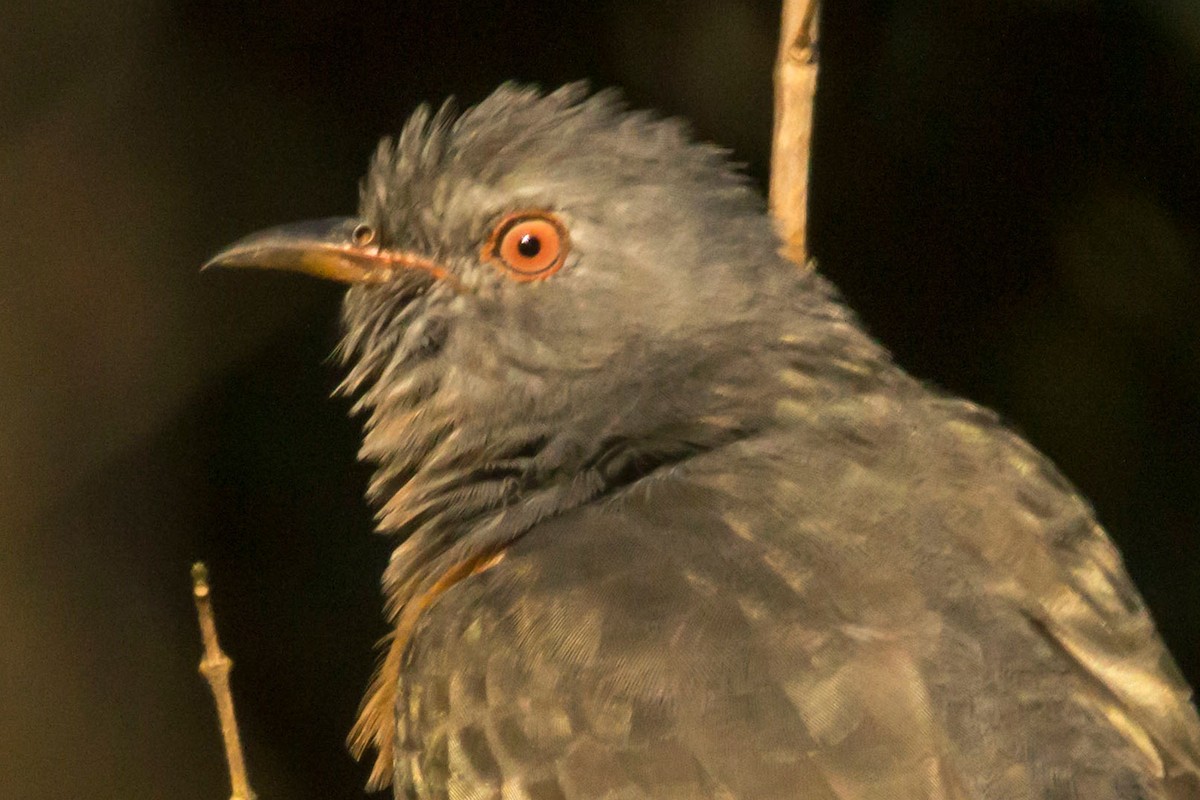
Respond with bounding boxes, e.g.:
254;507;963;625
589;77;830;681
483;211;569;281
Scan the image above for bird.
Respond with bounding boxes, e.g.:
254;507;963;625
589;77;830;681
205;83;1200;800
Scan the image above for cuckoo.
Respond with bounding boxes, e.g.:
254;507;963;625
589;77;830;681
206;84;1200;799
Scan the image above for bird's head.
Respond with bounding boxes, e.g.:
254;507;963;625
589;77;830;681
209;80;901;572
208;84;834;540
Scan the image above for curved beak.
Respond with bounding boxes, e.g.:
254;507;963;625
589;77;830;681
202;217;452;285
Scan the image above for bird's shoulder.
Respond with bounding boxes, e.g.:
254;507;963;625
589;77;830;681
755;379;1200;793
913;392;1200;790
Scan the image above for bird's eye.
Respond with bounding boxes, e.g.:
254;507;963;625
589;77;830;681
484;212;568;281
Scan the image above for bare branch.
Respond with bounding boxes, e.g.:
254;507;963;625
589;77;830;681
770;0;820;268
192;562;258;800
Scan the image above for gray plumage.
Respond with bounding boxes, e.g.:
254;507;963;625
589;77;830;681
218;83;1200;799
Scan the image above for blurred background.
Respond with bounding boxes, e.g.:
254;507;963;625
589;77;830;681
1;0;1197;797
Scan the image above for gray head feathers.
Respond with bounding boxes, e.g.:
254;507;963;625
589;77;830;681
332;81;897;555
336;82;882;538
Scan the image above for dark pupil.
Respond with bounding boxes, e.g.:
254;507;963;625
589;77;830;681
517;233;541;258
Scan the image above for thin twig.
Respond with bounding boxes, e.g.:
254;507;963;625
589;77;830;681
192;562;257;800
770;0;821;268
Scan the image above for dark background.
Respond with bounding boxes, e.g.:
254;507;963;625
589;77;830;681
2;1;1197;798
